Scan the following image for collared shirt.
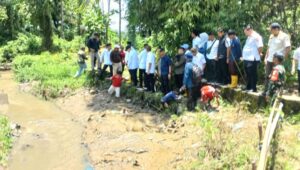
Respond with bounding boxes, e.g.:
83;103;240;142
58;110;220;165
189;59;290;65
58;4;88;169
138;49;148;69
267;31;291;62
125;48;139;70
185;50;192;55
146;52;156;74
230;38;242;61
87;38;100;52
206;39;219;60
192;36;202;49
293;47;300;70
100;48;112;65
243;31;263;61
192;52;206;72
183;62;194;88
160;55;172;76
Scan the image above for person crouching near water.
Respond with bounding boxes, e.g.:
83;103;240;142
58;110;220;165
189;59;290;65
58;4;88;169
200;79;220;111
107;70;126;98
161;90;183;108
74;46;88;78
262;53;285;103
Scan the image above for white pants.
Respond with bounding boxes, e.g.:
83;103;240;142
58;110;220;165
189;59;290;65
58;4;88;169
108;85;120;97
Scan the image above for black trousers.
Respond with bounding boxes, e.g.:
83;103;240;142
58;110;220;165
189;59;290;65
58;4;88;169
129;69;138;86
145;73;155;92
205;59;217;82
187;85;200;111
217;57;229;84
244;60;258;91
160;75;170;94
139;69;146;87
174;74;183;89
102;64;113;77
298;70;300;92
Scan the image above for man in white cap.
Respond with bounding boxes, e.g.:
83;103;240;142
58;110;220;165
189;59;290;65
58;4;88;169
264;23;291;88
110;44;122;76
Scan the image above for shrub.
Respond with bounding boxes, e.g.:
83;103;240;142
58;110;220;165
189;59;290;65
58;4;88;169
0;115;12;166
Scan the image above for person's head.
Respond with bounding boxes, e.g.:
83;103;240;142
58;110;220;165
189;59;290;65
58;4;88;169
181;44;189;51
201;79;208;86
191;30;199;38
185;54;193;62
208;32;215;41
126;45;131;52
93;33;99;40
244;24;253;37
191;48;198;56
114;44;120;51
146;46;152;52
178;47;185;55
273;53;284;65
270;22;281;36
143;43;148;49
217;27;225;38
106;43;112;50
228;29;236;39
159;48;165;57
117;70;123;75
80;45;85;51
127;41;132;46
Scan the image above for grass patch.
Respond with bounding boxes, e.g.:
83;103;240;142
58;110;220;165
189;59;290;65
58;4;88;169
0;115;12;166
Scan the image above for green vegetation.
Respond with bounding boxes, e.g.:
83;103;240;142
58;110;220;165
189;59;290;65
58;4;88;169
0;115;12;166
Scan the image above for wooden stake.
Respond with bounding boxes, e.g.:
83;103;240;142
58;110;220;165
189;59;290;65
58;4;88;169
258;121;263;150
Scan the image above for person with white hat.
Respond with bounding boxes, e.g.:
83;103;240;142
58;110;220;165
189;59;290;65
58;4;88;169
110;44;122;76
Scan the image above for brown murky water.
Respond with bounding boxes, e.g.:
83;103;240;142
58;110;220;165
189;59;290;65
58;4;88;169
0;72;87;170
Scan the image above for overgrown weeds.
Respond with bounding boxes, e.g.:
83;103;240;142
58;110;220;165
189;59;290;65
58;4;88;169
0;115;12;166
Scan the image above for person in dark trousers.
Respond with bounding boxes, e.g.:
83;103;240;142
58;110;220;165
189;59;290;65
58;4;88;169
227;29;242;88
216;28;230;85
138;44;148;88
125;45;139;86
145;46;156;92
120;46;126;73
181;54;200;111
100;43;113;77
203;32;219;82
242;25;263;92
292;46;300;95
87;33;101;71
158;48;172;94
174;46;186;89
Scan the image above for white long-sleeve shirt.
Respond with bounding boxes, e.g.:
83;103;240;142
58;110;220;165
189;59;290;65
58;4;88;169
100;48;112;65
138;49;148;69
146;52;156;74
126;48;139;70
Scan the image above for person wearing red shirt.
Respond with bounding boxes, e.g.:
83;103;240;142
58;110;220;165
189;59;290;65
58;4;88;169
108;70;125;97
120;46;126;73
200;84;219;110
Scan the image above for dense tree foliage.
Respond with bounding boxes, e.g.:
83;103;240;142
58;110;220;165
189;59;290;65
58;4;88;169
126;0;300;52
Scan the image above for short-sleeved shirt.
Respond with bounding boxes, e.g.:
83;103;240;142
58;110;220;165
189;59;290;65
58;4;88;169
206;39;219;60
146;52;156;74
192;36;202;49
243;31;263;61
87;38;100;52
201;85;216;102
293;48;300;70
192;52;206;72
230;38;242;61
160;55;172;76
112;74;123;87
161;91;177;103
267;31;291;62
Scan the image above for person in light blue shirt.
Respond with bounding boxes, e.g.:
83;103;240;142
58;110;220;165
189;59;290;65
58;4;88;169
191;30;201;50
125;45;139;86
138;44;148;88
100;43;112;77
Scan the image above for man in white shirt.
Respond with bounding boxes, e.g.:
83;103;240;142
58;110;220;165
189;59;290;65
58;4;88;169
191;48;206;74
100;43;112;77
292;47;300;94
138;44;148;88
125;45;139;86
191;30;202;50
204;32;219;82
265;23;291;87
242;24;263;92
145;46;156;92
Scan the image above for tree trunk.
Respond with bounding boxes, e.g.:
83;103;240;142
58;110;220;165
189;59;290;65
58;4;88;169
6;4;15;39
61;1;64;38
105;0;111;43
118;0;121;44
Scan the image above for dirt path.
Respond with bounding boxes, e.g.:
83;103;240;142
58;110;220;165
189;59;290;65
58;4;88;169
56;89;204;169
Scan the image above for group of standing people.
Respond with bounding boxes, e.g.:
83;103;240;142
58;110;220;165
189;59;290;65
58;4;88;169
75;22;299;111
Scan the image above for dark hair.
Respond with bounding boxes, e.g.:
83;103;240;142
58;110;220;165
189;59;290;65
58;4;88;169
244;24;253;30
228;29;236;35
146;46;152;51
274;53;284;63
117;70;123;75
191;29;199;35
94;33;100;37
208;32;215;36
159;48;165;52
125;45;131;51
144;44;148;48
127;41;132;46
106;43;111;47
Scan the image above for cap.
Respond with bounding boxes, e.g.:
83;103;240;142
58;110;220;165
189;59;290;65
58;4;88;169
273;52;284;61
201;78;208;84
271;22;281;29
217;27;224;32
114;44;120;49
180;44;189;50
228;29;236;35
159;48;165;52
